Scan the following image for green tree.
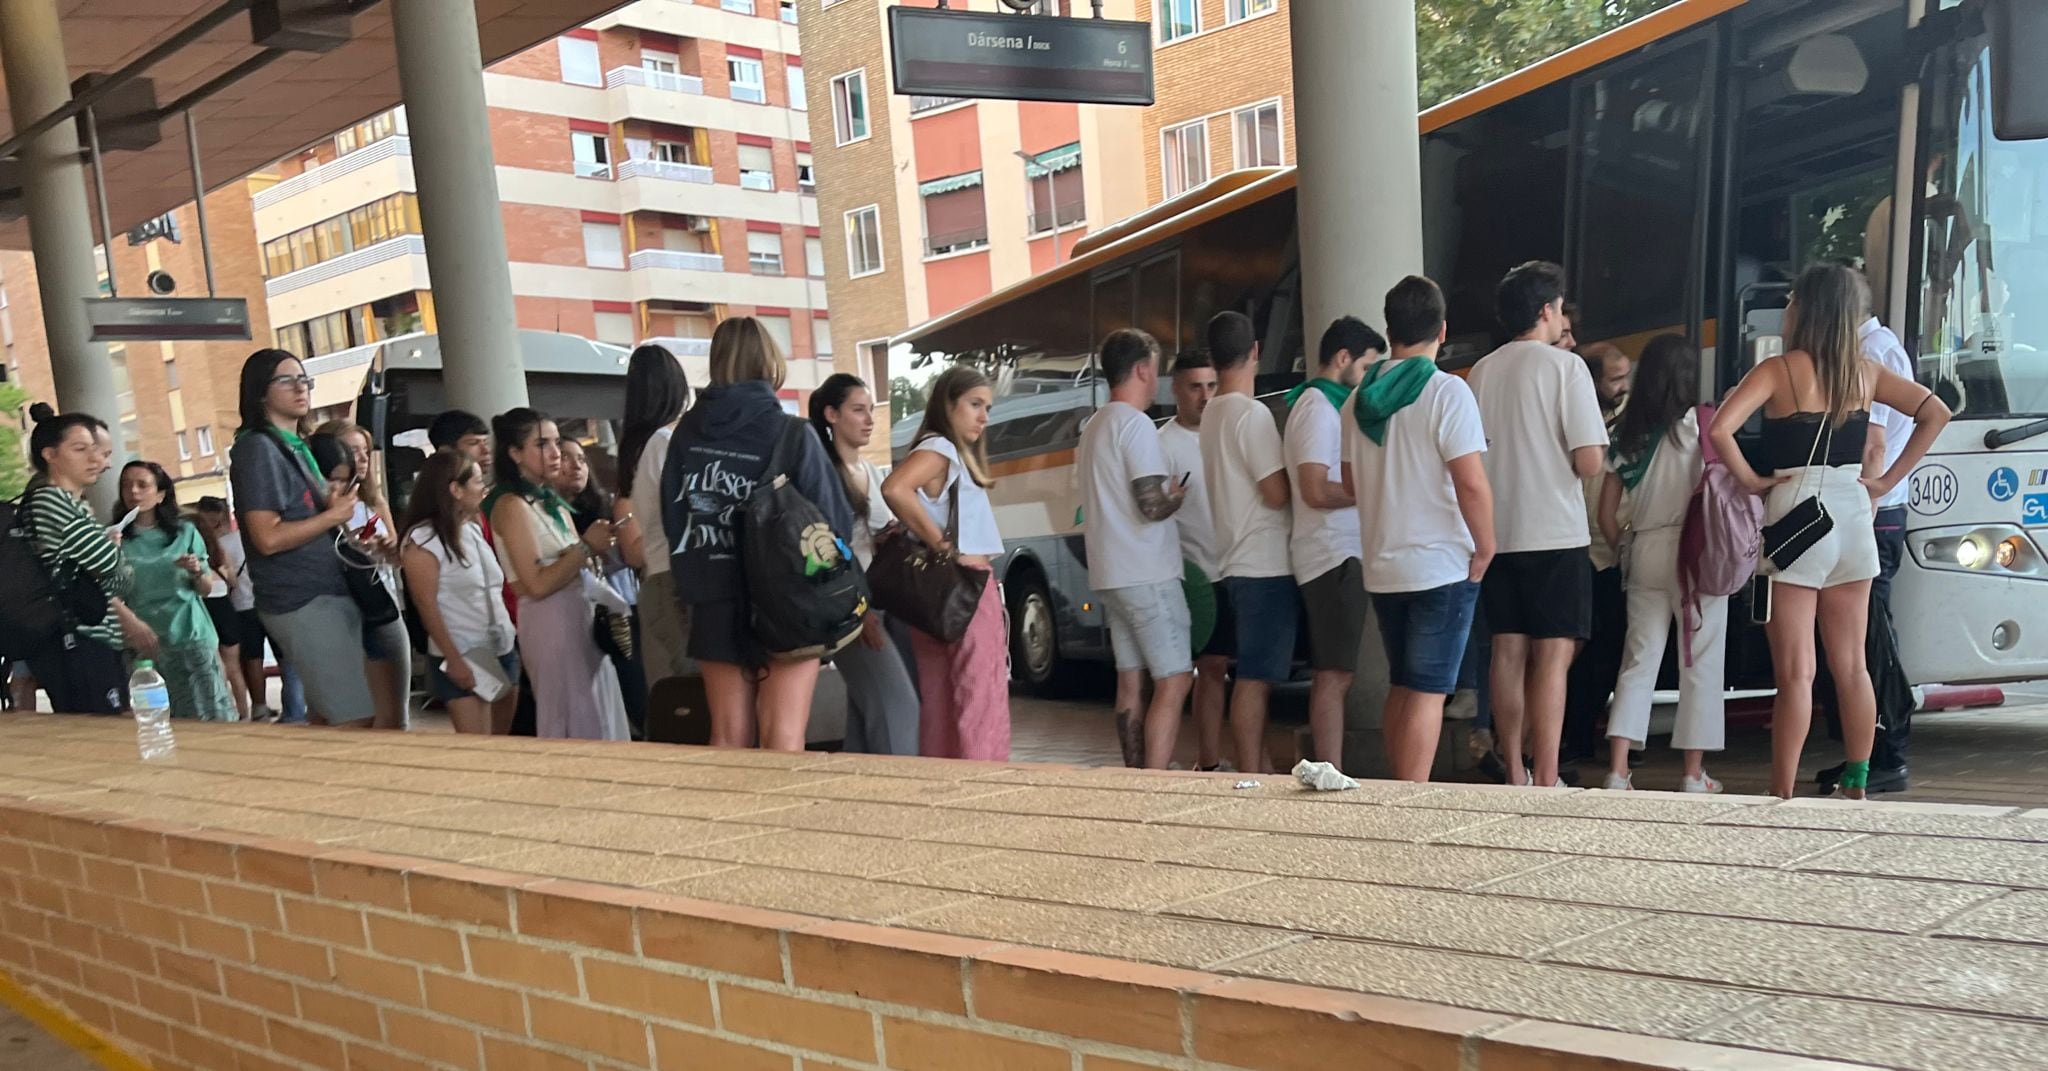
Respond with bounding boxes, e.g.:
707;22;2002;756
1417;0;1679;109
0;382;29;501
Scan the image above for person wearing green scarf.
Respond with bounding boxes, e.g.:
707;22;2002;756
1284;316;1385;775
1344;276;1493;783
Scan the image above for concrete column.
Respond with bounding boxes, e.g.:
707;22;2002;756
1286;1;1424;776
1;0;125;512
392;0;527;418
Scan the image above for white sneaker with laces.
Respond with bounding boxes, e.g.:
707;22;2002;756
1602;771;1633;791
1682;772;1724;794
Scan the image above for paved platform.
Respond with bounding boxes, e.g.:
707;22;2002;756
3;716;2048;1070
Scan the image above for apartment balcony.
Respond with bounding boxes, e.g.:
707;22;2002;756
729;84;766;105
252;136;414;241
615;158;714;185
263;235;431;326
628;248;723;273
604;65;704;95
574;160;613;180
738;170;774;191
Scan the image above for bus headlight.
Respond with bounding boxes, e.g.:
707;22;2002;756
1916;524;2047;578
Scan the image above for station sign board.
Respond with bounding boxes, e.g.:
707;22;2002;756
86;297;251;342
888;6;1153;106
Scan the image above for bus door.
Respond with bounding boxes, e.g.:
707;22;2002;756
1563;25;1719;391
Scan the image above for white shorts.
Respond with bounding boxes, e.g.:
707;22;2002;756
1100;580;1192;678
1764;465;1880;590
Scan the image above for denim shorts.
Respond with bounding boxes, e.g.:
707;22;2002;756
1372;579;1480;696
1100;579;1192;678
1224;575;1300;684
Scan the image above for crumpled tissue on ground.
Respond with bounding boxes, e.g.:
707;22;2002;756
1292;759;1358;791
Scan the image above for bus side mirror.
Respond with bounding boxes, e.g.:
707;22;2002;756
1989;0;2048;140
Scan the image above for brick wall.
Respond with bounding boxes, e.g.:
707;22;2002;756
0;793;1697;1071
1141;0;1295;205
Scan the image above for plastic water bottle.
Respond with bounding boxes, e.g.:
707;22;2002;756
131;661;176;762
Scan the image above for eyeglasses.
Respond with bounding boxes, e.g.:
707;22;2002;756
269;374;315;390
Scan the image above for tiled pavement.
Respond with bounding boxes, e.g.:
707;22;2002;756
7;716;2048;1068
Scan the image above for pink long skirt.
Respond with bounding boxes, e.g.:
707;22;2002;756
910;574;1010;761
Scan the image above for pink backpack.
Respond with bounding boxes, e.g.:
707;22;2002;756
1677;404;1762;664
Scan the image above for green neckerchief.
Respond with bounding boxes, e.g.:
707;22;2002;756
235;425;321;482
484;477;574;537
1351;356;1435;445
1284;377;1353;411
1615;426;1665;491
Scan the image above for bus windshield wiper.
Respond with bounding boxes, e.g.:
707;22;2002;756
1985;418;2048;449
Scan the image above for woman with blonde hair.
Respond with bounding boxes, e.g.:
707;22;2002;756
660;316;854;750
882;364;1009;760
1710;264;1950;798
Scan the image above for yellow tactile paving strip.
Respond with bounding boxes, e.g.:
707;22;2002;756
4;715;2048;1070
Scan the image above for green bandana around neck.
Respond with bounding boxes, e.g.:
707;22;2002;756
1350;357;1435;445
1284;377;1353;411
1615;426;1665;491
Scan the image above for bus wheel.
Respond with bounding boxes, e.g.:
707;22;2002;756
1008;573;1059;692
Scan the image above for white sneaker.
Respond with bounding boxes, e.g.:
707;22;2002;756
1682;772;1724;794
1602;771;1633;791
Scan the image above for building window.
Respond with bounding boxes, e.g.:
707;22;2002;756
176;432;191;461
845;205;884;277
797;153;815;189
832;71;869;144
262;193;421;278
747;230;785;275
196;425;214;456
781;0;798;22
738;144;775;190
655;140;694;164
758;315;794;357
332;110;402;156
1156;0;1198;42
558;37;602;87
582;222;625;268
1024;143;1086;233
921;172;989;256
728;58;765;103
813;318;833;357
571;130;611;179
1225;0;1273;22
804;236;825;277
593;311;635;345
787;66;807;111
163;358;180;390
1162;119;1209;197
1232;99;1283;169
643;52;679;75
721;0;754;12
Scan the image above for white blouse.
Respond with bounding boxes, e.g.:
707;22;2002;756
911;436;1003;557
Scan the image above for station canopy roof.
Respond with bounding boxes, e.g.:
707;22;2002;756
0;0;625;249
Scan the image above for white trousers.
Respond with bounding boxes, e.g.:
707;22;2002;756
1607;528;1727;752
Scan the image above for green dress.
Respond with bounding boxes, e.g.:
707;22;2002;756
120;522;235;720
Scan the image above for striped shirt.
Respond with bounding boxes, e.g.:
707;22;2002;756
24;480;133;647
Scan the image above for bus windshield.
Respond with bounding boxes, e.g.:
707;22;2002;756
1914;37;2048;419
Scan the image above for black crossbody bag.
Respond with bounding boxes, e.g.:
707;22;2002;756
1760;413;1836;572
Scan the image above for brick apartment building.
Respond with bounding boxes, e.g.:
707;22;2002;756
799;0;1295;415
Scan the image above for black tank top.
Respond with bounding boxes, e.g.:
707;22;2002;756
1758;410;1869;470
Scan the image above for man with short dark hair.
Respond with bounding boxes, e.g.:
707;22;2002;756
1467;261;1608;787
1284;316;1383;770
1198;310;1295;774
428;409;491;475
1344;276;1493;781
1078;329;1191;768
1564;340;1634;769
1159;351;1232;771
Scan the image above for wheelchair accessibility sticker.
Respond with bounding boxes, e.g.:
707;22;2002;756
2026;494;2048;527
1990;467;2020;502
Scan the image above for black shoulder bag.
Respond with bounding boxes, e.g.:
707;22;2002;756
261;432;401;630
1760;413;1836;573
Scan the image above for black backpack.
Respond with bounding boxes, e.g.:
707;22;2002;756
0;492;107;660
741;418;869;661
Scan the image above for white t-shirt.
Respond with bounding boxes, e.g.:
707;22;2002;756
406;520;514;659
1344;369;1488;593
1283;390;1362;583
1860;318;1914;510
1612;408;1703;534
1198;391;1291;580
1157;420;1217;576
846;458;890;568
219;530;255;612
911;436;1003;557
1467;338;1609;553
1078;401;1179;591
633;424;676;577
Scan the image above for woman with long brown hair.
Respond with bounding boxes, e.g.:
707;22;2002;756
882;364;1009;760
1710;264;1950;798
315;419;410;729
402;451;518;734
660;317;854;750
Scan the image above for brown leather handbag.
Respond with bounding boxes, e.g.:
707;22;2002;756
866;483;985;644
